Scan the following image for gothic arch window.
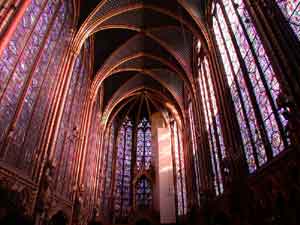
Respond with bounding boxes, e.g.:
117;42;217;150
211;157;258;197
0;0;73;174
188;103;201;205
212;0;289;173
101;123;116;210
114;118;133;219
171;121;187;215
136;118;152;170
197;55;225;195
276;0;300;40
135;176;152;209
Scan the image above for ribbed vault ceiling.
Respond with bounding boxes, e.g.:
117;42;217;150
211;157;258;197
76;0;209;124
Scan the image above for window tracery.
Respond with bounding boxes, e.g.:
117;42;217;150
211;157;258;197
0;0;74;176
135;176;152;210
101;123;115;210
197;56;225;195
136;118;152;171
212;0;289;173
171;121;187;215
276;0;300;40
114;119;133;220
188;103;201;205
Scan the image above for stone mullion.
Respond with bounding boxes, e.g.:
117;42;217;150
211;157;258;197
0;0;31;56
130;125;137;209
95;130;106;208
245;0;298;98
193;99;211;194
177;123;186;214
199;69;221;195
35;43;78;186
119;124;127;218
77;97;94;189
232;0;288;150
54;53;82;190
70;98;90;223
0;1;62;159
170;121;179;219
69;81;90;201
190;42;206;199
207;32;237;162
81;102;96;215
79;98;95;218
207;28;248;175
218;4;272;162
53;131;68;190
186;110;202;197
182;115;195;212
202;59;224;194
252;0;300;103
18;11;68;146
31;35;75;182
192;46;212;193
88;104;101;213
59;60;84;196
100;126;112;209
0;0;48;100
215;13;260;168
264;0;300;62
54;62;82;192
94;109;106;206
92;125;103;209
219;3;275;163
100;126;111;206
109;122;121;218
67;69;90;200
16;13;68;172
92;126;104;208
142;127;146;167
182;123;194;213
85;85;101;213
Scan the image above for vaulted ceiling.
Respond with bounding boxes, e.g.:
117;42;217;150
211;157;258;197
75;0;210;125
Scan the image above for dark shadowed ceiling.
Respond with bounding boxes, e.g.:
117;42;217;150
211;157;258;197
77;0;209;123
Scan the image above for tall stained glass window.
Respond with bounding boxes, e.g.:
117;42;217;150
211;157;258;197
276;0;300;40
171;121;187;215
136;118;152;170
101;123;115;210
212;0;288;173
188;103;201;205
135;176;152;209
114;119;133;221
197;55;225;195
0;0;74;176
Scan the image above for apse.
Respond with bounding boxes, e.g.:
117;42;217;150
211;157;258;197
100;79;187;224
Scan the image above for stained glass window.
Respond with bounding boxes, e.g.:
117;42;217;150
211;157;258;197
54;52;83;196
0;1;23;36
0;0;75;177
114;118;133;221
188;103;201;205
276;0;300;40
135;176;152;209
136;118;152;171
171;121;187;216
212;0;288;173
101;123;115;211
197;56;225;195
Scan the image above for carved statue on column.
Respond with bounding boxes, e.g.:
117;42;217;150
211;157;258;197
36;160;55;224
221;156;233;190
277;91;300;147
73;185;85;225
